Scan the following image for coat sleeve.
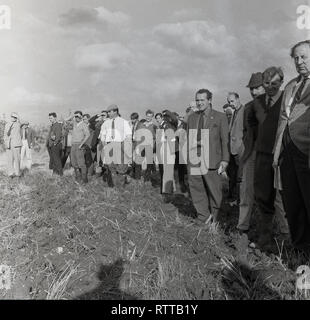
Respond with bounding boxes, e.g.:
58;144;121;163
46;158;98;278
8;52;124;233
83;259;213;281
220;114;230;163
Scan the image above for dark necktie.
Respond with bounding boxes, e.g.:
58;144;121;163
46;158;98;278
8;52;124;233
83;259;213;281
111;119;115;140
196;110;205;143
290;77;308;113
267;96;273;109
7;123;14;136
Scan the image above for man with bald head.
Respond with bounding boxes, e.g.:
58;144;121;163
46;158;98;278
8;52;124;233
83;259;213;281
273;40;310;250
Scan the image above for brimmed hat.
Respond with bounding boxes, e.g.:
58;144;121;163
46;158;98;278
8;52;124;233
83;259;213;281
246;72;263;88
106;104;118;112
11;112;18;119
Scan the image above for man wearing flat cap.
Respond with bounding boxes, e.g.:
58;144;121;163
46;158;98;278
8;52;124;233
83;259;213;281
4;112;22;177
237;72;265;234
100;104;132;187
65;110;90;183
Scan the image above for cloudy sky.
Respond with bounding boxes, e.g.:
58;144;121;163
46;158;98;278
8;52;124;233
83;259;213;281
1;0;310;123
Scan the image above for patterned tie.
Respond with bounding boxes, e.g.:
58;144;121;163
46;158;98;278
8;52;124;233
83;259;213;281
290;77;308;113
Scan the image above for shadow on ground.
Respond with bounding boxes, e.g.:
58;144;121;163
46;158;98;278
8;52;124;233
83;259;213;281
76;259;138;300
221;260;283;300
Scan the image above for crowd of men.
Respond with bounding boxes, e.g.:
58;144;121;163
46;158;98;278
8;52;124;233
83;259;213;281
3;39;310;254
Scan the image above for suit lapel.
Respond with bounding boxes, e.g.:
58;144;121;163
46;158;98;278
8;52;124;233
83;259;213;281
299;79;310;103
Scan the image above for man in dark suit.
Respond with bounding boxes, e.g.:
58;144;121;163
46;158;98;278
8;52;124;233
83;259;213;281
227;92;244;206
237;72;265;233
273;40;310;250
46;112;63;176
187;88;229;223
248;66;286;252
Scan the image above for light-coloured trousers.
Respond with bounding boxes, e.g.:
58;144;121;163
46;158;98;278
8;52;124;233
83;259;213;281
20;140;32;170
6;147;21;177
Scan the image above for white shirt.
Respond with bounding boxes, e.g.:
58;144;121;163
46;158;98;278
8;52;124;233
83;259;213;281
100;116;132;143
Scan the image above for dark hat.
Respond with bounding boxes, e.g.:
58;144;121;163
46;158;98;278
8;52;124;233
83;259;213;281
246;72;263;88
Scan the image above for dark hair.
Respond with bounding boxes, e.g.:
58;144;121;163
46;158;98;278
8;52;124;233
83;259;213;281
74;111;83;116
48;112;57;118
227;92;239;99
195;88;212;100
155;113;162;118
145;109;154;116
222;103;230;110
263;66;284;81
130;112;139;120
185;107;192;114
290;40;310;58
140;119;146;123
83;113;90;119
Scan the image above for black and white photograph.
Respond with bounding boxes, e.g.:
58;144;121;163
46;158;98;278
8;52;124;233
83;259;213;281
0;0;310;305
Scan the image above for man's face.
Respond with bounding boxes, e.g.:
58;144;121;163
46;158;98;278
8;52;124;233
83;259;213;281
263;73;282;97
49;116;56;124
196;93;211;110
250;85;265;99
227;95;240;110
83;116;89;124
155;115;162;123
293;44;310;77
131;118;138;125
145;113;154;122
108;109;117;119
75;114;82;122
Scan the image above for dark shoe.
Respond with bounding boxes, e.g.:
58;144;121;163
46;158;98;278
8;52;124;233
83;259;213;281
257;213;278;254
180;183;187;193
81;168;88;184
74;168;82;182
162;193;173;203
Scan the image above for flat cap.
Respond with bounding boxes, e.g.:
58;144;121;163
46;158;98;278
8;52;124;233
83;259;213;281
246;72;263;88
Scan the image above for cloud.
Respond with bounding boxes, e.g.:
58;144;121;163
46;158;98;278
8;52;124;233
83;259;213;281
96;7;131;28
58;6;131;29
153;20;236;58
75;42;132;71
9;87;62;108
172;8;205;20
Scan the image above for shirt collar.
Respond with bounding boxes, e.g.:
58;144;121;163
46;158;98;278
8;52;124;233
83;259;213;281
266;91;282;106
